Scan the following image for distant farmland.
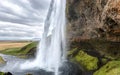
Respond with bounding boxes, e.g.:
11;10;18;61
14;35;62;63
0;41;31;50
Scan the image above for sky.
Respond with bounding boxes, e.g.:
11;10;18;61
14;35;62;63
0;0;51;40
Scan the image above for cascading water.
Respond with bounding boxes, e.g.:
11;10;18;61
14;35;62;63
36;0;66;71
21;0;66;75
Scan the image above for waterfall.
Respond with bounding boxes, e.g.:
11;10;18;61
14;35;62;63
21;0;66;75
36;0;66;71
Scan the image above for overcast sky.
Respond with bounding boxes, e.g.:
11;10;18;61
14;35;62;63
0;0;50;40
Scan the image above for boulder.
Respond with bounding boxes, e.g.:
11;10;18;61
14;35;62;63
68;49;98;71
60;61;83;75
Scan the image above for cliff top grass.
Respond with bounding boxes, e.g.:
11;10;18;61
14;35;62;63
0;42;38;58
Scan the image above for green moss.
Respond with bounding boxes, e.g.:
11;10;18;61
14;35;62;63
0;72;4;75
0;42;38;58
101;58;108;64
73;50;98;71
0;48;21;56
0;56;6;64
68;47;78;56
18;42;38;55
94;61;120;75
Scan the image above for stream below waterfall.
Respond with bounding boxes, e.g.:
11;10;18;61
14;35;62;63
0;54;54;75
0;54;93;75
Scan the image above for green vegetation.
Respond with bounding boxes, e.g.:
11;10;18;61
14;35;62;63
74;50;98;70
0;42;38;58
0;48;21;56
0;56;5;64
67;47;78;57
94;61;120;75
68;48;98;71
68;39;120;74
0;72;12;75
0;72;4;75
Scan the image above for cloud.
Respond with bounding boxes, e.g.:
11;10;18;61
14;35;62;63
29;0;50;10
0;0;51;40
0;21;44;40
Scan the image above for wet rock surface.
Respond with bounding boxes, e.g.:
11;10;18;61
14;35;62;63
60;61;83;75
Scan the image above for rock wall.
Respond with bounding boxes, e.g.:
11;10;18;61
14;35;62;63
66;0;120;74
66;0;120;42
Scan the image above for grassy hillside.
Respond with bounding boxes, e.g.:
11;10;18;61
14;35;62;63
0;42;38;58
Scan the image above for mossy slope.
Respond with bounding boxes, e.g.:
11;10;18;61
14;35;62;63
68;48;98;71
0;42;38;58
94;61;120;75
75;50;98;70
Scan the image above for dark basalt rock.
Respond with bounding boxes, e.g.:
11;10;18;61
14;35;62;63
5;72;12;75
66;0;120;74
0;72;13;75
59;61;83;75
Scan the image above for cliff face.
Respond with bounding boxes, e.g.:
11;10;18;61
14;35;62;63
66;0;120;73
66;0;120;42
